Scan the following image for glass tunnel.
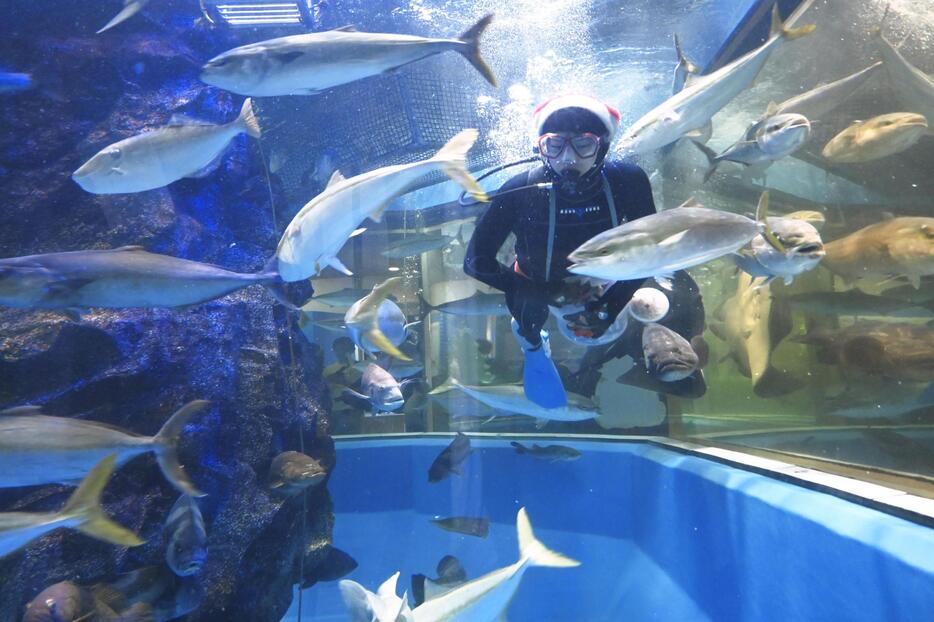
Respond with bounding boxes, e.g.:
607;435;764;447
0;0;932;620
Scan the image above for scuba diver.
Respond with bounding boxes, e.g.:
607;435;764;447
463;94;662;408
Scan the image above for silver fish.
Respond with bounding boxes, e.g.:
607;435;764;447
693;113;810;180
734;201;825;286
309;287;373;308
276;130;486;281
73;99;260;194
510;441;581;462
97;0;149;34
0;246;290;315
872;9;934;127
343;363;413;414
0;455;142;558
408;509;578;622
618;6;814;154
382;228;461;259
353;299;419;354
822;112;928;163
164;495;207;577
340;571;413;622
201;15;495;96
268;451;327;494
0;400;209;496
420;290;508;317
567;198;766;282
428;379;599;424
766;62;882;121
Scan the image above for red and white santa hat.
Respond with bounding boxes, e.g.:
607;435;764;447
533;94;622;140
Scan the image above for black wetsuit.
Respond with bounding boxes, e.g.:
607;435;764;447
464;160;656;344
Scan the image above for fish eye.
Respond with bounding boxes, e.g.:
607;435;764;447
108;148;121;160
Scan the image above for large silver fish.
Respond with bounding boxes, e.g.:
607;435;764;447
276;129;486;281
708;273;798;397
0;455;143;559
0;400;209;496
97;0;149;34
410;508;578;622
164;495;207;577
0;246;290;315
766;62;882;121
355;299;419;354
343;363;414;414
420;289;508;317
618;5;814;154
567;196;777;282
693;113;810;180
734;199;825;285
872;9;934;126
428;378;599;423
821;112;928;163
201;15;496;96
73;98;260;194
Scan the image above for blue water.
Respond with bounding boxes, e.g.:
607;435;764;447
283;438;934;621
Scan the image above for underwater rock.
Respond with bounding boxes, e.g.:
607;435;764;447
0;3;337;621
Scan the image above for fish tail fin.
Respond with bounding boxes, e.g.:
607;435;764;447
516;507;579;568
60;455;145;548
259;256;302;311
427;376;460;395
237;98;262;138
97;0;145;34
457;14;497;86
339;580;373;622
673;33;700;75
433;129;489;202
755;191;787;254
365;329;412;361
418;293;437;319
770;3;815;40
154;400;211;497
690;140;719;182
510;441;527;454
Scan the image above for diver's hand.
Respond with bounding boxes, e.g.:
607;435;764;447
550;280;605;307
562;308;612;339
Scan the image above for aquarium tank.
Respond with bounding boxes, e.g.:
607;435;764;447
0;0;932;620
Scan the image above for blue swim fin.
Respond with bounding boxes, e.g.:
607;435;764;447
512;319;567;408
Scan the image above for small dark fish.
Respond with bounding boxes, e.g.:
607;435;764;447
302;546;358;588
510;441;581;462
412;555;467;607
430;516;490;538
164;495;208;577
268;451;327;495
428;432;472;483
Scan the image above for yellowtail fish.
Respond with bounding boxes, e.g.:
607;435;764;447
343;277;411;361
276;129;486;281
0;455;143;558
201;15;496;96
822;112;928;163
0;400;209;496
73;99;260;194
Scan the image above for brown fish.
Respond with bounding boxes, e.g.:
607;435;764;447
822;217;934;289
794;321;934;383
821;112;928;163
268;451;327;495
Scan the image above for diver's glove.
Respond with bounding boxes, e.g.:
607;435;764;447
562;305;613;339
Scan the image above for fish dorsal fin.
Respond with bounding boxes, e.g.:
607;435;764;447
679;197;702;208
112;245;146;252
331;24;357;32
764;101;779;116
168;114;213;127
326;169;346;189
